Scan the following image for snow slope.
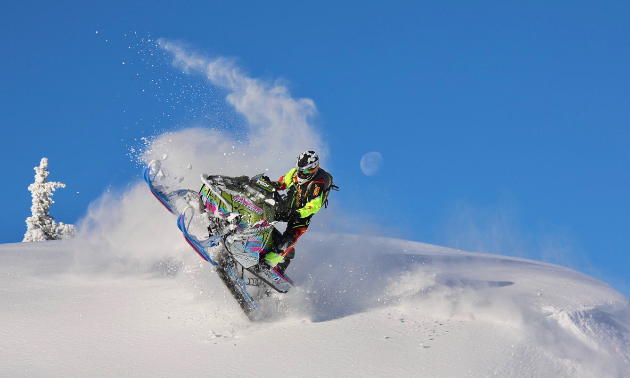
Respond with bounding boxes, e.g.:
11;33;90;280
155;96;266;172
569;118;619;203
2;213;629;377
4;41;628;377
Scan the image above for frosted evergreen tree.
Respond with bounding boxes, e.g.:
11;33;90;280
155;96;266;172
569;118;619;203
23;158;77;242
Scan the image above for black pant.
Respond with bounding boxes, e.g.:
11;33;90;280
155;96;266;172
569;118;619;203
275;215;311;274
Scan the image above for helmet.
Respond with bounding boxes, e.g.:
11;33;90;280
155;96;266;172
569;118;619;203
296;150;319;184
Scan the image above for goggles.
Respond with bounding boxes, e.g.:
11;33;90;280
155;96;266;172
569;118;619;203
297;168;316;179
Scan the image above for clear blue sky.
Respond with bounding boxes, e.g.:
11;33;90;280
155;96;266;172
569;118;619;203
1;1;628;295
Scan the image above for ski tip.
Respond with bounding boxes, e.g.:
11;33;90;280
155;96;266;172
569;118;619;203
144;160;162;185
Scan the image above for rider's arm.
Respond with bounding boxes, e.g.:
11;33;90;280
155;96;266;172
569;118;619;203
276;168;297;191
296;195;324;218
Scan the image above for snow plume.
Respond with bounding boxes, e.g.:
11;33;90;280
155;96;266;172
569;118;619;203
72;185;189;275
435;198;606;289
147;39;327;174
72;41;328;274
64;41;630;375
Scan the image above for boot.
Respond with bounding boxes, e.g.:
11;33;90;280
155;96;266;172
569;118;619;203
275;248;295;275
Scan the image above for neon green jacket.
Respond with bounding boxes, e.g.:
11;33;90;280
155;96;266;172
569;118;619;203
278;168;329;218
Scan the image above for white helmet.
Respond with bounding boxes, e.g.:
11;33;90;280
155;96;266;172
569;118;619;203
296;151;319;184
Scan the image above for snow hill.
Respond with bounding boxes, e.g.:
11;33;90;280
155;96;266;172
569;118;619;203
4;41;628;377
2;198;629;377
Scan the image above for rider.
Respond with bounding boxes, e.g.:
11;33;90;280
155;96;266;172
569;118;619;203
264;151;332;274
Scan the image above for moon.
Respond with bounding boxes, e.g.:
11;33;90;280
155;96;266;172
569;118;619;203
360;152;383;176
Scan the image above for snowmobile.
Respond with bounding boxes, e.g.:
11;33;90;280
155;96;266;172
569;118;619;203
143;160;293;319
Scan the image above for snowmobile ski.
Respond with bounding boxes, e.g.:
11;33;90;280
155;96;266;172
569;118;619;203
144;160;200;216
177;206;220;266
144;160;178;214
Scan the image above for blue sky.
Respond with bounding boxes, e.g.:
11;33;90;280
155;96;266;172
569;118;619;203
1;1;628;295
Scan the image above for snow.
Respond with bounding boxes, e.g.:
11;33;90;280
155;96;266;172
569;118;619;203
5;102;628;378
5;40;628;377
1;222;628;377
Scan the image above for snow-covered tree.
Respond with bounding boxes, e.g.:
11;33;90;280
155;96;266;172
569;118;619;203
23;158;77;242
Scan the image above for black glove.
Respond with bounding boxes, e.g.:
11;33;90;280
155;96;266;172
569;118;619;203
275;207;299;222
288;209;300;219
270;180;282;190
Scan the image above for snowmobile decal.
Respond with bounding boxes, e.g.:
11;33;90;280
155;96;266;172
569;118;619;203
233;195;264;215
